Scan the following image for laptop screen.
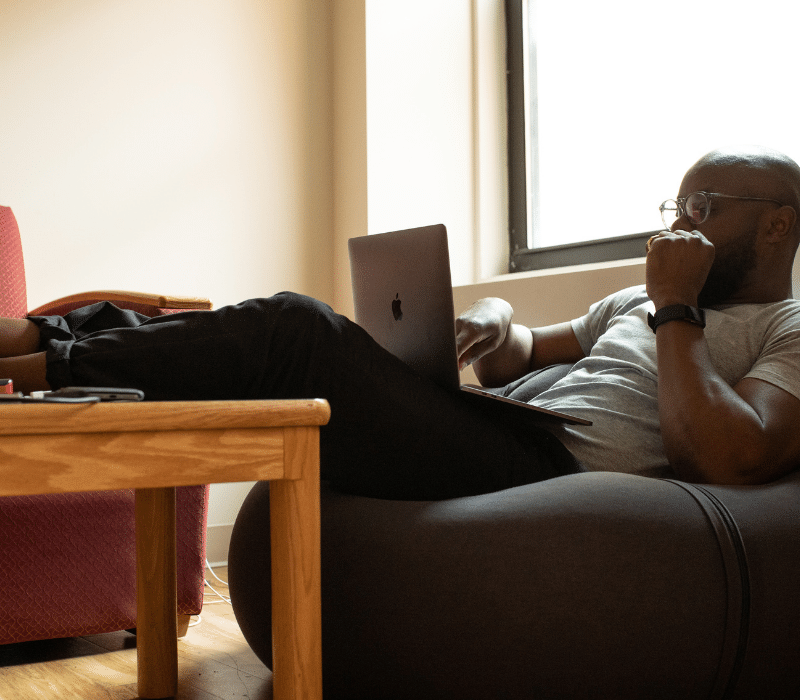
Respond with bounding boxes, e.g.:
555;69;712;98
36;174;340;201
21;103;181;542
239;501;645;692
348;224;460;389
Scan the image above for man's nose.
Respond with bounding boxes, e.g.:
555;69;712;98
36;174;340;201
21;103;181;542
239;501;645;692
671;213;690;232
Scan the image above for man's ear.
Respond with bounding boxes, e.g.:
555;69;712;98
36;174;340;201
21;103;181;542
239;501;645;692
765;205;797;242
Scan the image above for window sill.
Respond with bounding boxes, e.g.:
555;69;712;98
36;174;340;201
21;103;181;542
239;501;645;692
509;231;655;273
485;253;646;286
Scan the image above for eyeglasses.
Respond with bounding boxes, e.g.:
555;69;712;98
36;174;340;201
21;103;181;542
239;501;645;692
659;191;784;230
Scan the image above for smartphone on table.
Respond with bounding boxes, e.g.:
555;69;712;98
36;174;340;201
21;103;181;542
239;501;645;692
30;387;145;402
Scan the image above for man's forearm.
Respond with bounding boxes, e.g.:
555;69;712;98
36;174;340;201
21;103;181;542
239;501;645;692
656;322;766;484
472;323;533;388
0;352;50;394
0;318;48;393
0;318;41;357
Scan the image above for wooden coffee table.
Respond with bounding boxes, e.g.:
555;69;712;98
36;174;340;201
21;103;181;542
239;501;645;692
0;398;330;699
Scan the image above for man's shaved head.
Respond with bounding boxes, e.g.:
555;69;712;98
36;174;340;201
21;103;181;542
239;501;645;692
685;146;800;233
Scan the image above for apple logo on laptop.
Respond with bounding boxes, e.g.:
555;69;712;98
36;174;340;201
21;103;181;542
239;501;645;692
392;293;403;321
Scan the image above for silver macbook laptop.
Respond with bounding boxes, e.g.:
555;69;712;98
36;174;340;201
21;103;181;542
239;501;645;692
348;224;591;425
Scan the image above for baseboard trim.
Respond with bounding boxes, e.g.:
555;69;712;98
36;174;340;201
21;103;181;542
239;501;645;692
206;523;234;567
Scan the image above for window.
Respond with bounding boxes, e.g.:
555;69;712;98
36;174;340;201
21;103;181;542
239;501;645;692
506;0;800;272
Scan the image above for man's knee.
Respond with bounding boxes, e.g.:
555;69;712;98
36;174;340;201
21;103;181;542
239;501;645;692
264;292;347;334
271;291;335;316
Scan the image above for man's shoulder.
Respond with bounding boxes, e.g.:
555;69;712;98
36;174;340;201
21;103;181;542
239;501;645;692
760;298;800;338
575;286;650;344
610;284;649;305
605;284;647;298
590;285;650;318
720;298;800;332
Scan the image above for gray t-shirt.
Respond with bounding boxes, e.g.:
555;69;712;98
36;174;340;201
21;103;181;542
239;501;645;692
534;285;800;478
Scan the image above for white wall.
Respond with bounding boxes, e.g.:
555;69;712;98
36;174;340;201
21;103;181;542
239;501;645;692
1;0;333;311
0;0;334;564
368;0;509;283
333;0;508;318
331;0;367;316
366;2;474;281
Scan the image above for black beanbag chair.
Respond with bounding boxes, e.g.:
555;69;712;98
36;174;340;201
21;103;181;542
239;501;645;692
228;470;800;699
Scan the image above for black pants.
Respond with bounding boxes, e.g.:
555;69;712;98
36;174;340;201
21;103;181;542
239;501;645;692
32;293;581;500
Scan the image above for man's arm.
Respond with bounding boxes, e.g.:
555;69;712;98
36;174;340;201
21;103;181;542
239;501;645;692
455;298;585;388
648;230;800;484
0;318;50;394
0;318;41;357
655;322;800;484
0;352;50;394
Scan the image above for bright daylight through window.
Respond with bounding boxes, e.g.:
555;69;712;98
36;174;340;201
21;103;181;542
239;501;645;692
507;0;800;271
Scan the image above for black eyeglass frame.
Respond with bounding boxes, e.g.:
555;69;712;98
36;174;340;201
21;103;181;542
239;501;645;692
659;191;784;229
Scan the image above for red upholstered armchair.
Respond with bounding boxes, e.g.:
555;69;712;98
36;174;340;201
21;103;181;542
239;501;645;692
0;205;212;644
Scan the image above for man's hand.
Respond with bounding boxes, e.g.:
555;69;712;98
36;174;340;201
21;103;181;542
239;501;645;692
455;298;585;388
645;229;715;309
455;297;516;373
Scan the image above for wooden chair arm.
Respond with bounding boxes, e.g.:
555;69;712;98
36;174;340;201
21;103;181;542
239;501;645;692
29;291;213;316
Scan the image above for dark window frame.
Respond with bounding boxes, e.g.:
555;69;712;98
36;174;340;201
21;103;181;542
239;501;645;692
505;0;657;273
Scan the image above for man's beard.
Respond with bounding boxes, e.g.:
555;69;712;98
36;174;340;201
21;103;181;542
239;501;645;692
697;228;758;308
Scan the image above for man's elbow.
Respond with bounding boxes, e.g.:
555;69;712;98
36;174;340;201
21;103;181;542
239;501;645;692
670;445;793;486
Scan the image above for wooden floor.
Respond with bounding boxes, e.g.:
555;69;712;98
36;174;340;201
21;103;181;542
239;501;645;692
0;566;274;700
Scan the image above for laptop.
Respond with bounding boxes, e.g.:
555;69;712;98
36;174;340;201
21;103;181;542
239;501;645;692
348;224;591;425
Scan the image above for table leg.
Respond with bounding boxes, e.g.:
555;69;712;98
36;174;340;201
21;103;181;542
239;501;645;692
270;428;323;700
136;486;178;699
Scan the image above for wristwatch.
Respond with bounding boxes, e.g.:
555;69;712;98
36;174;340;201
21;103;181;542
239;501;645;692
647;304;706;333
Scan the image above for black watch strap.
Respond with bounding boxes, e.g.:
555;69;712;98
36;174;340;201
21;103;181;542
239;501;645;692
647;304;706;333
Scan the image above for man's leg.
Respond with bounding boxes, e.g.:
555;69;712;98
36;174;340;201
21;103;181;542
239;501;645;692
37;293;581;500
